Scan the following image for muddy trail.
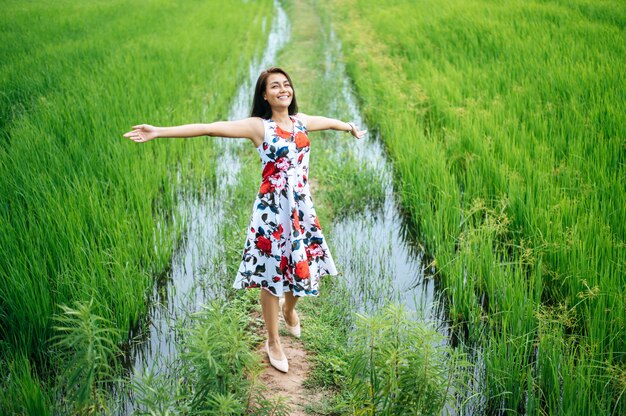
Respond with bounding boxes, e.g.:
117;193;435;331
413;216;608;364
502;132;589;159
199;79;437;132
254;309;324;416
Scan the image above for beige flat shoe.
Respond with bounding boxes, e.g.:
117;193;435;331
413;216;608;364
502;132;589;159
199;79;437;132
279;297;301;338
265;340;289;373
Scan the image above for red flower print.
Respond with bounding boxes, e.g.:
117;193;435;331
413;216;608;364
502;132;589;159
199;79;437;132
272;224;283;240
298;153;304;164
280;256;288;272
272;276;281;283
259;179;273;194
275;157;290;171
256;236;272;254
275;125;292;139
295;132;310;148
293;210;301;232
269;173;286;191
314;217;321;229
262;162;277;179
307;243;324;258
295;260;310;279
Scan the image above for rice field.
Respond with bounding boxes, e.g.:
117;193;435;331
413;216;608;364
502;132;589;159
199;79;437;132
2;0;624;414
322;0;625;414
0;0;273;412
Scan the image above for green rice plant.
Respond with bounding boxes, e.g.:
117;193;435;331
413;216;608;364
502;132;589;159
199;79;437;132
0;353;52;416
317;153;386;219
1;0;273;408
299;278;352;390
321;0;625;413
128;366;187;415
51;299;121;415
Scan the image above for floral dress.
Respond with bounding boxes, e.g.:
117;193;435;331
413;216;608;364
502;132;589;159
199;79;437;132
233;115;338;297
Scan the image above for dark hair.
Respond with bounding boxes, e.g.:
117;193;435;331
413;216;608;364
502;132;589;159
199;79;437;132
250;67;298;119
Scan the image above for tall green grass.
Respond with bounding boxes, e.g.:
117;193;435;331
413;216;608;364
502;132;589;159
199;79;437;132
0;0;272;411
322;0;625;414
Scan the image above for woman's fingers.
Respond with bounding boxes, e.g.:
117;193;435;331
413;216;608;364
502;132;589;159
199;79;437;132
123;129;146;142
353;129;367;139
123;124;152;142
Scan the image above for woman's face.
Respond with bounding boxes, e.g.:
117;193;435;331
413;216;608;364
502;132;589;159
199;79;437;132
263;73;293;110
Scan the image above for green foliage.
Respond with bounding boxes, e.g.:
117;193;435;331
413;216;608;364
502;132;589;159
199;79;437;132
51;299;121;414
0;0;272;409
317;153;385;219
322;0;625;413
128;368;185;416
0;354;52;416
183;301;258;403
128;294;290;415
299;281;351;389
181;300;260;413
342;304;470;416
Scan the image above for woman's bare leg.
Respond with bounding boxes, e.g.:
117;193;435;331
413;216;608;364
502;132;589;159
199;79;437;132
283;291;300;327
260;289;285;359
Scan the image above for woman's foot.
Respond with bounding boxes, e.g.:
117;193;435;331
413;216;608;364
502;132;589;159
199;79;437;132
265;339;288;373
279;297;301;338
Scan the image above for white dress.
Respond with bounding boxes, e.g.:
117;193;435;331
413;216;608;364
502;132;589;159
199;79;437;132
233;116;338;297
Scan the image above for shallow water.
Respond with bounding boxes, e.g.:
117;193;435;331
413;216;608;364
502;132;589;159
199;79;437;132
318;29;445;325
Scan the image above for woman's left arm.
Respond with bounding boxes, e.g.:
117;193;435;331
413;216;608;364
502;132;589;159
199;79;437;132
297;113;367;139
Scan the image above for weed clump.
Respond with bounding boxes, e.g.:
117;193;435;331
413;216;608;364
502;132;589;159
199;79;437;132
342;304;471;415
51;299;121;415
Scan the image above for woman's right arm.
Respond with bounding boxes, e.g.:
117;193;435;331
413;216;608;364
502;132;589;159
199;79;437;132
123;118;264;146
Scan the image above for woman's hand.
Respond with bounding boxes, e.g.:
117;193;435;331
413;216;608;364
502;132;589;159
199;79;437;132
348;122;367;140
123;124;159;143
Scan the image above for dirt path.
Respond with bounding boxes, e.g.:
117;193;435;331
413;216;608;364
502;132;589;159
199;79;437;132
256;313;318;416
252;0;339;413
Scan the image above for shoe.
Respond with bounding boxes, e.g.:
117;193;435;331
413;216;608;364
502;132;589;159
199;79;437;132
265;340;289;373
279;297;301;338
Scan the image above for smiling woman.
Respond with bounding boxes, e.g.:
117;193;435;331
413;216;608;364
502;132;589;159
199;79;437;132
124;66;367;375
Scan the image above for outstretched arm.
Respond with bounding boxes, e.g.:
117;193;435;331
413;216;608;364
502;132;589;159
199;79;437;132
297;113;367;139
123;118;264;145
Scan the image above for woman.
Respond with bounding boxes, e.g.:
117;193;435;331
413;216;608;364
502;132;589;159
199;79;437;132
124;67;366;373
